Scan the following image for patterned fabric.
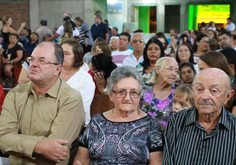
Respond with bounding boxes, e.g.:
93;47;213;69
79;113;163;165
136;62;154;89
140;86;174;133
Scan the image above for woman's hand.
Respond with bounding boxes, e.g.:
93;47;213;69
94;72;106;93
21;22;26;28
2;58;11;64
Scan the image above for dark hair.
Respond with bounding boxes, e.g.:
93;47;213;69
91;53;117;79
220;48;236;66
62;38;84;68
227;17;232;21
23;27;31;35
95;11;102;19
219;31;232;38
63;21;73;38
179;62;196;75
207;29;217;40
192;34;208;52
179;34;192;45
40;19;47;26
31;32;39;39
208;21;214;27
113;27;118;32
175;43;194;65
63;16;77;30
200;51;232;77
209;38;219;50
142;38;164;70
170;28;178;34
119;32;131;42
104;19;109;26
192;30;199;36
74;17;84;24
53;42;64;65
133;29;143;33
9;33;19;39
43;34;51;41
233;35;236;40
153;32;168;50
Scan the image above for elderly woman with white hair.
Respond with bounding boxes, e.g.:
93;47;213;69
73;66;163;165
110;36;119;51
140;57;179;133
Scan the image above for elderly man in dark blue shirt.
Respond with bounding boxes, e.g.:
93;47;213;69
163;68;236;165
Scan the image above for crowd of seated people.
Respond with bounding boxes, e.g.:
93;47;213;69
0;11;236;164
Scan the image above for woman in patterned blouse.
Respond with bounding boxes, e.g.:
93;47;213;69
73;66;163;165
136;38;165;89
140;57;179;133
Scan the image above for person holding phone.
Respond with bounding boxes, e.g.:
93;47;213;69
88;53;117;94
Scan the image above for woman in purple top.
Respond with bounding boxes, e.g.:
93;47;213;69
140;57;179;133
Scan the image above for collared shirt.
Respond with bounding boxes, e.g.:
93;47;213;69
163;107;236;165
112;49;133;67
122;53;144;67
0;79;85;165
91;22;108;41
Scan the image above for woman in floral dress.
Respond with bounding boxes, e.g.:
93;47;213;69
136;38;165;89
140;57;179;133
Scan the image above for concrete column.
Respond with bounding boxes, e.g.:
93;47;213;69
180;3;186;33
157;3;165;33
29;0;39;31
84;0;94;27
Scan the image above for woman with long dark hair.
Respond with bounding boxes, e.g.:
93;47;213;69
136;38;164;88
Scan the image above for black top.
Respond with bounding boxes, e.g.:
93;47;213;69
163;107;236;165
2;43;24;62
91;22;108;41
1;28;10;47
79;113;163;164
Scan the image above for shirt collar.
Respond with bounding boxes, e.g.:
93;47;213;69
30;78;61;98
185;106;230;130
185;107;197;126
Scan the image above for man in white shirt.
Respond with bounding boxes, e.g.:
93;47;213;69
226;18;235;32
47;11;80;42
122;33;145;67
112;32;133;67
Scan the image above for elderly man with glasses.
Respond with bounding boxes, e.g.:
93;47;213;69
122;33;145;67
0;42;85;165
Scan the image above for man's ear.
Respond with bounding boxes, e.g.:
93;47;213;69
229;64;235;70
54;65;62;76
224;89;235;105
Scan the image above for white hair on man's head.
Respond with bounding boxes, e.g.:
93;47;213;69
131;33;144;43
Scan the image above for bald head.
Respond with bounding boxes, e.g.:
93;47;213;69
193;68;231;90
192;68;234;117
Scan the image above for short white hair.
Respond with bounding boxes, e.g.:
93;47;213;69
131;33;145;43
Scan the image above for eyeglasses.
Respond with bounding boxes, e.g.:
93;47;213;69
180;69;192;75
159;66;180;74
132;39;144;44
112;90;140;98
218;37;229;42
27;57;59;66
201;40;210;44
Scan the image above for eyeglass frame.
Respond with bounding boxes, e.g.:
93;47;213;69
132;39;144;44
112;90;140;98
26;56;60;66
158;66;180;74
